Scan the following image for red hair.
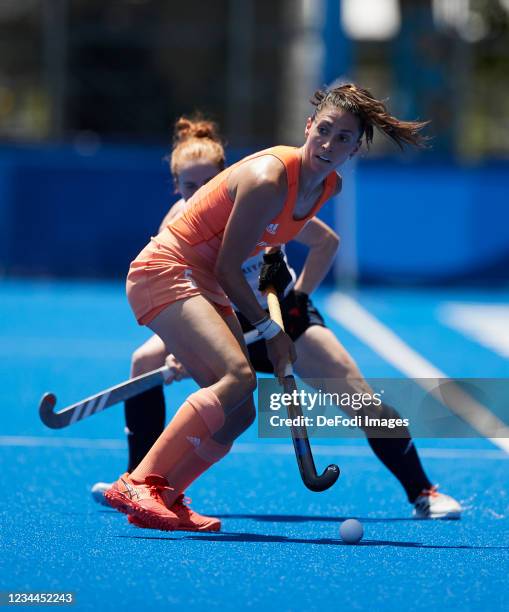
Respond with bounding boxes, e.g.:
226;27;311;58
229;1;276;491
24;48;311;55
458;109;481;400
170;114;225;178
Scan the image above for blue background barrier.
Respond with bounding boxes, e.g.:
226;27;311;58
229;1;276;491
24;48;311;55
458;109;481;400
1;145;508;283
354;160;509;284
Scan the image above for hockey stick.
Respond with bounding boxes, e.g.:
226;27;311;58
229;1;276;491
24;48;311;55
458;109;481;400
267;288;340;492
39;367;170;429
39;328;260;429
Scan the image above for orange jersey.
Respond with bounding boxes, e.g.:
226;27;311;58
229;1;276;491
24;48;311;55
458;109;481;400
127;145;338;325
166;145;338;264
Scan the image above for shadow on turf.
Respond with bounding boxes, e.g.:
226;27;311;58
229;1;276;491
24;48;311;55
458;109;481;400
94;511;454;524
214;514;418;523
93;511;421;523
117;532;509;550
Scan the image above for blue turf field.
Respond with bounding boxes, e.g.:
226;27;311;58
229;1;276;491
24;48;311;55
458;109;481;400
1;280;508;611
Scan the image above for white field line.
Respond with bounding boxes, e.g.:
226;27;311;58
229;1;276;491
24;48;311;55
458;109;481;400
325;292;509;454
439;302;509;359
0;436;507;460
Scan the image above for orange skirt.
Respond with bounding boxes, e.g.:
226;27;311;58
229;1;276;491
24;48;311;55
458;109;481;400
126;232;234;326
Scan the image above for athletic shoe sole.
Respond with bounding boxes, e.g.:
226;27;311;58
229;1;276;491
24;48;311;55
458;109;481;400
104;489;178;531
128;512;221;532
413;510;461;520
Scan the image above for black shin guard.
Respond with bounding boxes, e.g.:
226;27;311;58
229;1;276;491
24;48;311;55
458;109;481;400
366;404;432;503
124;385;166;473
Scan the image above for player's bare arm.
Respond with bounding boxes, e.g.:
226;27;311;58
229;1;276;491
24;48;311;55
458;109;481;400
215;156;287;324
216;156;297;372
293;216;340;295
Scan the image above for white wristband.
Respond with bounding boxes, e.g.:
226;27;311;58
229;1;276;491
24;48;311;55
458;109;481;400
255;318;282;340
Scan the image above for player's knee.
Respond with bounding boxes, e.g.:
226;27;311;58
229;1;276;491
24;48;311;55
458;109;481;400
228;362;257;397
131;347;163;377
244;368;257;395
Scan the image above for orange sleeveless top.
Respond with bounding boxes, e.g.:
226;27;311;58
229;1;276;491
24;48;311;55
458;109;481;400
161;145;338;266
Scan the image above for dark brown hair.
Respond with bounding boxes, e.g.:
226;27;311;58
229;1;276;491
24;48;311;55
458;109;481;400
310;83;430;149
170;114;226;178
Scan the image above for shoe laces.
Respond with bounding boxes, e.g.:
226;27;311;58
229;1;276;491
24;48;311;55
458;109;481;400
144;475;174;502
147;483;173;500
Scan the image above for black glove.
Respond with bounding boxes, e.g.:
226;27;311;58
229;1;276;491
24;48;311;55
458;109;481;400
258;250;292;297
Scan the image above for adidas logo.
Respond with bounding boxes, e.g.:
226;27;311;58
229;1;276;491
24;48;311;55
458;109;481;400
256;241;269;247
186;436;201;448
266;223;279;235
